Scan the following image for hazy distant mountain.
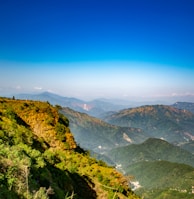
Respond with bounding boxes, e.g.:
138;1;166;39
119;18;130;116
15;92;126;117
15;91;84;107
82;99;126;117
103;105;194;144
171;101;194;114
60;107;149;153
179;140;194;154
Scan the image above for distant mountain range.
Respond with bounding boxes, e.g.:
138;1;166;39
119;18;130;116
13;92;194;117
14;92;194;153
103;105;194;144
3;92;194;198
59;102;194;198
14;92;127;117
171;101;194;114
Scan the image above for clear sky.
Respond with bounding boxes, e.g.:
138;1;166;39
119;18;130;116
0;0;194;101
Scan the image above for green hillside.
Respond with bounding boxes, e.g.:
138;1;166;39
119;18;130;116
106;138;194;199
127;160;194;190
104;105;194;143
0;97;139;199
106;138;194;168
127;161;194;199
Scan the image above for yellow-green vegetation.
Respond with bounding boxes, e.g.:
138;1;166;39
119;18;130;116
0;97;139;199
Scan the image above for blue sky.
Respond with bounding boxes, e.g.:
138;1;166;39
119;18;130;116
0;0;194;101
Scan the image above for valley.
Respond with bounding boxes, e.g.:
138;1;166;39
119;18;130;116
2;0;194;198
6;92;194;199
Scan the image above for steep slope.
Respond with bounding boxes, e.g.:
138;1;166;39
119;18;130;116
0;97;139;199
60;107;149;153
103;105;194;143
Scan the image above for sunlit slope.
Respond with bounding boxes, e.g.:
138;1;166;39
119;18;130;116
0;97;139;199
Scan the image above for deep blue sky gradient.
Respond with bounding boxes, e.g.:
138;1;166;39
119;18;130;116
0;0;194;100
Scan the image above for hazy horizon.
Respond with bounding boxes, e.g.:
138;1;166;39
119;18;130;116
2;90;194;105
1;0;194;102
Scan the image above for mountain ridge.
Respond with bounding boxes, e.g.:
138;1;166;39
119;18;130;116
106;138;194;168
103;104;194;143
171;101;194;114
0;96;139;199
60;107;149;153
14;92;128;117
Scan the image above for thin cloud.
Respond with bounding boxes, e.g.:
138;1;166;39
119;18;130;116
33;87;43;90
171;92;194;97
16;85;21;90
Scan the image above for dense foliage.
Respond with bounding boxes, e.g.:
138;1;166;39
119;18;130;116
0;97;139;199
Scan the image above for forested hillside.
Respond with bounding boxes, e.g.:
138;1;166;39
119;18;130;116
171;102;194;114
128;161;194;199
103;105;194;143
0;97;139;199
61;107;148;153
107;138;194;168
106;138;194;199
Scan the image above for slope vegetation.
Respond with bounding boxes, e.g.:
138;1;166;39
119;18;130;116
0;97;139;199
